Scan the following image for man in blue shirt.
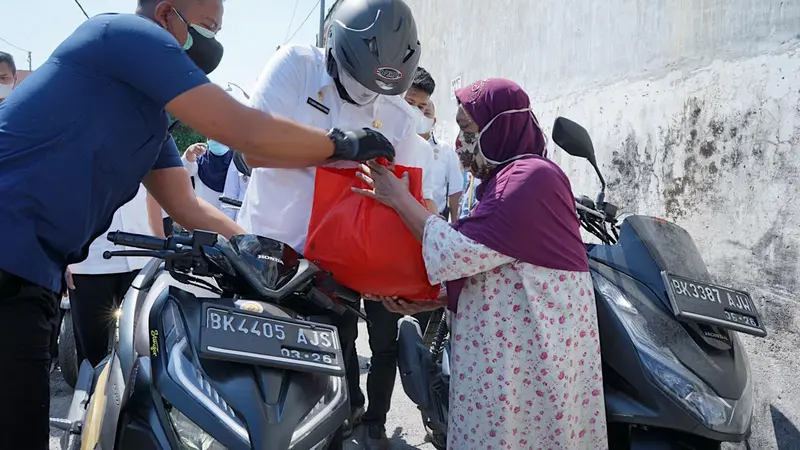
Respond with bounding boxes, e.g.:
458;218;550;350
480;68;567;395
0;1;395;447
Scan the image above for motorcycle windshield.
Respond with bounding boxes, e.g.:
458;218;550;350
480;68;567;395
625;216;711;282
589;215;712;313
226;235;301;291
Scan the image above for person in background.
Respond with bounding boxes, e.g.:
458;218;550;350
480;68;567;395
65;185;163;367
221;152;250;221
405;70;463;221
0;52;16;103
356;78;607;449
344;65;442;450
183;139;234;211
418;99;463;222
236;1;433;446
457;171;480;219
0;0;394;446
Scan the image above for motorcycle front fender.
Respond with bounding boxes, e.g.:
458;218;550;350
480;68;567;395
396;316;435;408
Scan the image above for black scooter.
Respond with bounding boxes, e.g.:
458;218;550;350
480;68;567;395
52;229;365;450
398;117;765;449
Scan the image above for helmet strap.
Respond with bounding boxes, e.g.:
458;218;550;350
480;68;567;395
326;52;358;105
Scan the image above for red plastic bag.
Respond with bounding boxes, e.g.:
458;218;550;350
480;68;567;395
304;162;440;300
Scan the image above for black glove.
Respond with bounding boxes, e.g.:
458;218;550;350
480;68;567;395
327;127;396;162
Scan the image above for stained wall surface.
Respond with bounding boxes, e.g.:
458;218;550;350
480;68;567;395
403;0;800;447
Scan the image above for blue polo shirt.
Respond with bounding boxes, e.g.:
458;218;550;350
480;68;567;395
0;13;209;292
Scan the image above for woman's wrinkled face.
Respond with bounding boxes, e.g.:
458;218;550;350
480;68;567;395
456;105;480;135
455;105;495;179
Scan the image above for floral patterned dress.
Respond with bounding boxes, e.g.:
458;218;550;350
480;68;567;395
422;216;608;449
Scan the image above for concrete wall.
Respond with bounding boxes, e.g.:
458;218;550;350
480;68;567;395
404;0;800;448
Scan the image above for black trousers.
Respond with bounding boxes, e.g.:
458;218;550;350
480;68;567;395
363;301;432;426
334;309;365;409
0;270;59;450
69;270;139;367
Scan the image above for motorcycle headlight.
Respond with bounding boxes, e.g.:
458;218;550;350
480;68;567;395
289;375;347;448
168;406;227;450
594;272;753;434
161;301;250;444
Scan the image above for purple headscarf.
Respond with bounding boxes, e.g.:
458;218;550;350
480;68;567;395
446;79;588;312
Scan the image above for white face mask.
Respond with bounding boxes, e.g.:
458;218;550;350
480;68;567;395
456;108;540;179
411;106;434;135
0;82;14;100
336;60;378;106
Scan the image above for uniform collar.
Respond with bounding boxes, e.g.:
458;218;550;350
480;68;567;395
319;60;336;89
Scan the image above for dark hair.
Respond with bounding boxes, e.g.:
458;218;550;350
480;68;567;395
410;66;435;96
0;52;16;75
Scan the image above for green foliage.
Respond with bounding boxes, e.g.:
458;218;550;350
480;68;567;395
169;118;206;155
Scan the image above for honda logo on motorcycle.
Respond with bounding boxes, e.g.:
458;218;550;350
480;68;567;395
257;254;283;265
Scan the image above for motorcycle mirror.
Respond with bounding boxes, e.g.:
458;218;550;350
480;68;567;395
552;117;597;162
552;117;606;194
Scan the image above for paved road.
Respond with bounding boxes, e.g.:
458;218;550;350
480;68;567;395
49;316;799;450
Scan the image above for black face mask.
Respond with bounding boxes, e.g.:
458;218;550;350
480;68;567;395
186;27;224;74
173;8;224;74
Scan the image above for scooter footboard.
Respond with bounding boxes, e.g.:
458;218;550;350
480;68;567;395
397;316;435;408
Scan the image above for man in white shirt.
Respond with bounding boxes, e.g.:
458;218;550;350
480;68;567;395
221;152;250;221
236;1;433;446
66;185;161;367
406;95;464;222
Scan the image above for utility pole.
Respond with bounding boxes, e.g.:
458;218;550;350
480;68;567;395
318;0;326;47
27;51;32;71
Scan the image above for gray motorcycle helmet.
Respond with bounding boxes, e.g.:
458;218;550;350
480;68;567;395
326;0;421;95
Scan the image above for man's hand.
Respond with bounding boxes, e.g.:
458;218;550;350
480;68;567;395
144;167;246;239
363;293;398;302
424;199;438;214
329;128;396;162
184;143;207;163
166;84;338;167
64;267;75;297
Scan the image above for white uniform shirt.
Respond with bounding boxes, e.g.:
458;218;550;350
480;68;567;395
183;154;225;210
427;135;464;214
70;184;153;275
237;45;435;251
222;162;249;221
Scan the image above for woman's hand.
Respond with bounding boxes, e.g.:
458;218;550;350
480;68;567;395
381;297;446;315
362;293;397;302
352;160;413;209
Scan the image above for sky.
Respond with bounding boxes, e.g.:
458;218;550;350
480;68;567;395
0;0;334;94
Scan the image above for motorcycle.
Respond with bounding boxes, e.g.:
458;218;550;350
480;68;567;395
397;116;765;449
51;228;365;450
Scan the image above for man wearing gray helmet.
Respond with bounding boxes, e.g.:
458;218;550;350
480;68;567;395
237;0;435;447
0;0;398;447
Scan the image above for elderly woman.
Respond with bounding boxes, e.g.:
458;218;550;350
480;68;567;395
355;79;607;449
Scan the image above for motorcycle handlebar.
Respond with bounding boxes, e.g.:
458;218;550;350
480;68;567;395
575;202;605;220
107;230;363;308
219;196;243;208
332;285;361;304
107;231;168;250
107;231;193;251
